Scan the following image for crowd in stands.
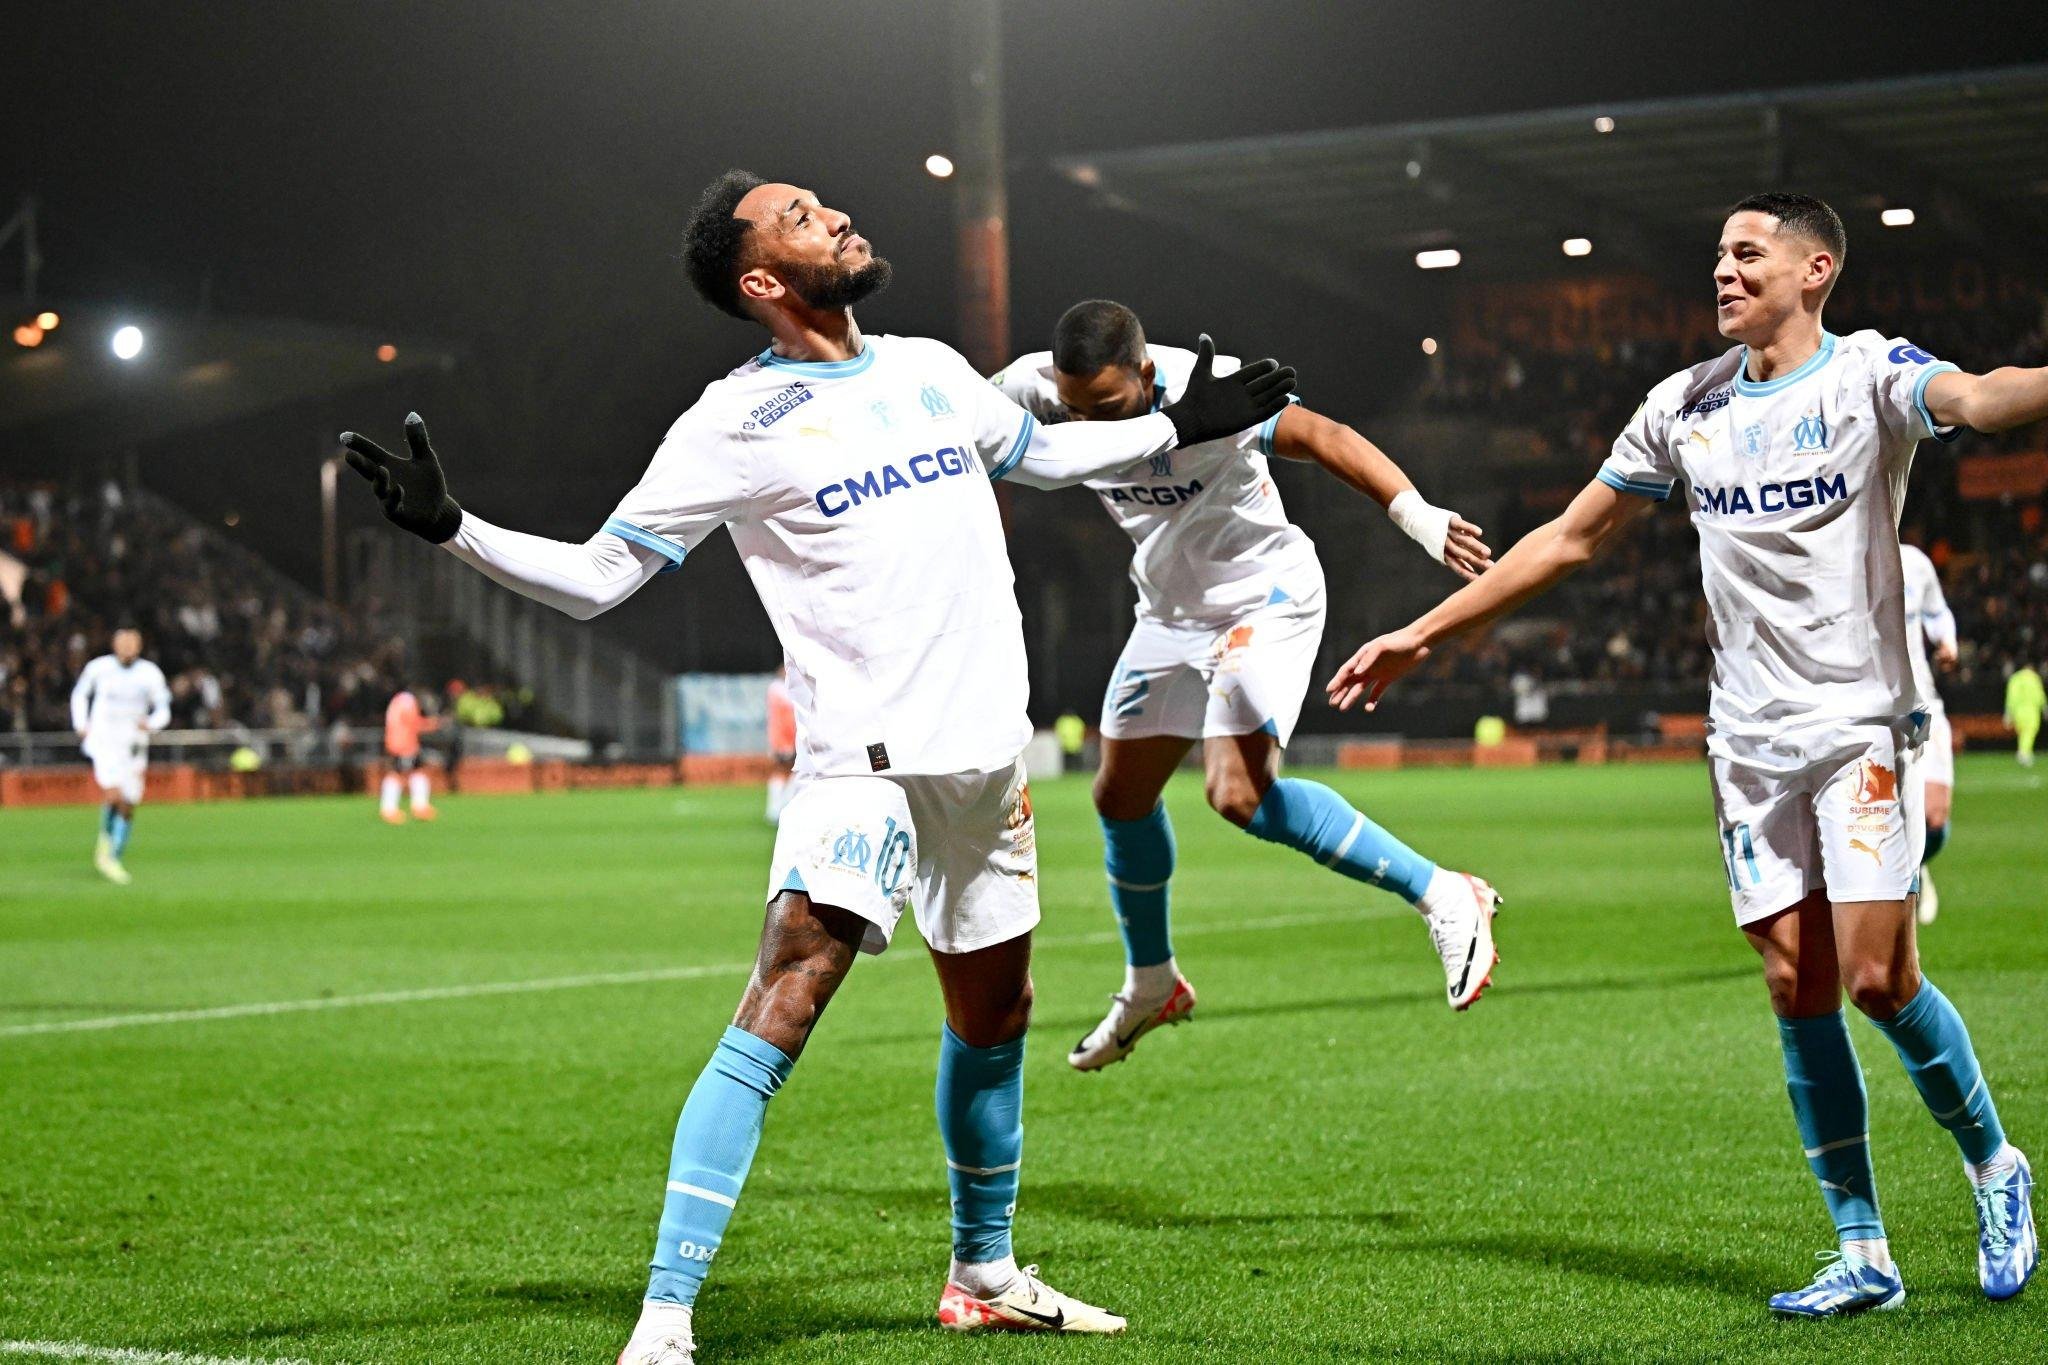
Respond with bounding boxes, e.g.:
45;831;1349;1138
0;478;528;742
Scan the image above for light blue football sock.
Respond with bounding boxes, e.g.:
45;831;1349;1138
937;1024;1023;1265
110;812;133;858
1923;822;1949;863
645;1025;794;1306
1102;804;1175;968
1870;979;2006;1164
1244;778;1434;904
100;804;116;837
1778;1012;1885;1241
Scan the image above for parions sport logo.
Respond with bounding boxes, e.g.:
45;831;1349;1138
744;382;813;430
1679;384;1733;419
1694;472;1847;517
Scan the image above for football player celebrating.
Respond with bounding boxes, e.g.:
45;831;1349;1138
993;300;1501;1072
1329;194;2042;1316
70;626;170;885
340;170;1292;1363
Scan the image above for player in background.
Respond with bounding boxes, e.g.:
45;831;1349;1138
1898;542;1958;924
380;686;439;823
339;169;1292;1364
70;627;170;885
764;666;796;823
993;301;1502;1072
2007;662;2044;766
1328;194;2043;1315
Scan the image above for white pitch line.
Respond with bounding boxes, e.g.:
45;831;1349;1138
0;1342;312;1365
2;908;1382;1040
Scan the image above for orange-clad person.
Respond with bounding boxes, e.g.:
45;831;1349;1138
381;686;440;823
764;667;797;823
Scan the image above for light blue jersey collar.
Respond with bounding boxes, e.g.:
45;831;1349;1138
1736;331;1837;397
757;341;876;378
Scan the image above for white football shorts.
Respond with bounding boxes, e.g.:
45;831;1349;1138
765;758;1039;955
1709;724;1924;925
88;738;148;805
1916;709;1954;789
1099;582;1327;746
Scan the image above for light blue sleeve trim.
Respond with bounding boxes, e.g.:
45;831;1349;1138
1910;362;1963;443
1254;394;1302;457
989;411;1036;481
1597;466;1674;503
602;516;687;574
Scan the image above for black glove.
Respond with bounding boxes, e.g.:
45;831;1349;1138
339;413;464;544
1159;333;1297;449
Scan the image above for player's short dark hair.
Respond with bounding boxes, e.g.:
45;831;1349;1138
684;169;766;319
1730;192;1848;282
1053;299;1147;376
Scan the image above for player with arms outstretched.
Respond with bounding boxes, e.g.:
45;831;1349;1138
1897;542;1958;924
339;170;1293;1363
1329;194;2041;1315
993;300;1502;1070
70;627;170;885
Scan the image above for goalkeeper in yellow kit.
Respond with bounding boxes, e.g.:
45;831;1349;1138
2007;664;2045;766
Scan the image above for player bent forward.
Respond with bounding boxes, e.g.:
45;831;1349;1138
1329;193;2040;1315
340;170;1294;1362
993;302;1503;1071
70;627;171;885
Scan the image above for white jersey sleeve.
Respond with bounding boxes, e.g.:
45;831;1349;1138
142;662;171;731
605;401;757;567
70;657;102;732
1598;385;1681;502
1871;336;1963;444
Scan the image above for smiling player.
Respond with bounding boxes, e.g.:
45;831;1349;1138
1328;193;2043;1315
340;169;1293;1363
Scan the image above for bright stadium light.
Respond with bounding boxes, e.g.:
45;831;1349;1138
1593;115;1616;133
1562;237;1593;257
111;325;145;360
1415;248;1461;270
13;323;43;348
925;154;955;179
35;310;59;330
376;343;398;363
1421;337;1439;355
1881;207;1916;227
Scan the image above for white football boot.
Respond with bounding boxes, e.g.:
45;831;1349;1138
937;1264;1127;1334
94;837;132;886
1067;974;1196;1071
1916;868;1939;925
616;1303;694;1364
1423;871;1500;1010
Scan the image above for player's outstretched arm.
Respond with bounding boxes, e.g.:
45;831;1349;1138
341;414;668;620
1325;476;1648;711
1924;365;2048;434
69;665;94;738
1268;406;1492;580
1003;333;1297;490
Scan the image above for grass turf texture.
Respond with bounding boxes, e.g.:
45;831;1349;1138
2;758;2041;1363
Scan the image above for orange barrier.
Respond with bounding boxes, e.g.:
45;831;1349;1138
1336;742;1401;770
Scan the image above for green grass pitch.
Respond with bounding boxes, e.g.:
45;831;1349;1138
3;757;2042;1363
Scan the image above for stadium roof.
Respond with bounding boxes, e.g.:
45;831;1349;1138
1054;64;2048;310
0;301;456;455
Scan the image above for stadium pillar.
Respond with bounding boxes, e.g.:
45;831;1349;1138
950;0;1008;376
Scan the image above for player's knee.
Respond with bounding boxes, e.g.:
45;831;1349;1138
1844;961;1920;1022
1093;775;1155;824
1759;958;1807;1016
1204;770;1264;827
953;976;1032;1048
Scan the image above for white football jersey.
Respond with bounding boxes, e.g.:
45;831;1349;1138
607;335;1044;779
1899;542;1956;715
1600;329;1960;769
70;654;171;753
993;345;1317;625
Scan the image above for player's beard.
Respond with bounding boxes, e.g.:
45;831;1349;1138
782;253;893;311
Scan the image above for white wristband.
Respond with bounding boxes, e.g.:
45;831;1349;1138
1387;489;1452;565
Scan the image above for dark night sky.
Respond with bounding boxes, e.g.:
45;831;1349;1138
11;2;2048;671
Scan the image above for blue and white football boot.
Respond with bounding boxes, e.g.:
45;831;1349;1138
1975;1147;2037;1301
1768;1251;1906;1318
